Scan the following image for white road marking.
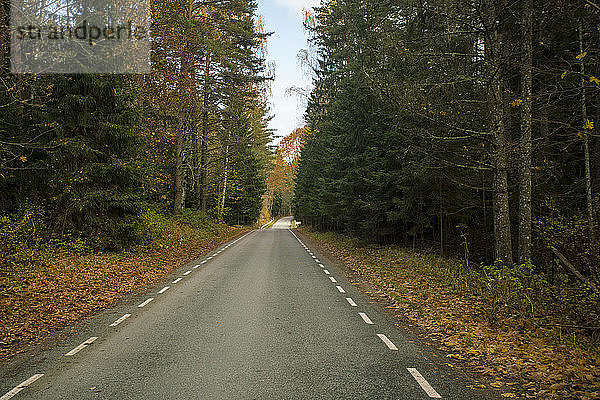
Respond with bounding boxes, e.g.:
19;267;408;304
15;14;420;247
319;264;325;268
312;255;317;259
346;297;357;306
138;298;154;308
407;368;442;398
0;374;44;400
207;256;213;260
201;260;207;264
376;334;398;350
315;259;320;263
193;264;201;269
65;337;98;356
323;270;330;274
359;312;374;324
329;277;337;283
158;286;170;294
183;270;192;276
336;286;346;293
172;278;182;284
110;314;131;327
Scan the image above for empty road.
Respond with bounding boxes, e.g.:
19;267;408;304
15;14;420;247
1;216;494;399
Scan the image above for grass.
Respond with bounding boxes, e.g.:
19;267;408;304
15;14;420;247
301;228;600;400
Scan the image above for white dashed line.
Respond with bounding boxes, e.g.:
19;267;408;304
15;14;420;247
201;260;207;264
323;270;330;274
315;259;320;263
65;337;98;356
407;368;442;398
346;297;357;307
336;286;346;293
193;264;201;269
138;298;154;308
158;286;170;294
329;277;337;283
183;270;192;276
110;314;131;327
376;334;398;350
0;374;44;400
312;255;317;259
172;278;182;284
359;312;374;324
319;264;325;268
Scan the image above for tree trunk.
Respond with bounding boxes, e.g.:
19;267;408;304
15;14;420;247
487;0;513;266
173;120;185;215
518;0;533;264
579;21;595;245
199;54;211;212
218;138;230;223
174;3;195;215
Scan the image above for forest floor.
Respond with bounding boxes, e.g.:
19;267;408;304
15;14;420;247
0;217;249;362
299;228;600;400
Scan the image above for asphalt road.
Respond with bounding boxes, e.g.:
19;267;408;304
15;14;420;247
1;216;496;399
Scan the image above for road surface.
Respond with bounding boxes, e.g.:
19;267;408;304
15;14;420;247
1;216;495;399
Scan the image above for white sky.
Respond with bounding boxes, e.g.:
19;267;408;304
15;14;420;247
257;0;319;144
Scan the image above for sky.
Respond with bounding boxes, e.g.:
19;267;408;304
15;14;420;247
256;0;319;143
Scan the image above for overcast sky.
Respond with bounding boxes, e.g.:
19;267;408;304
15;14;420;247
256;0;319;143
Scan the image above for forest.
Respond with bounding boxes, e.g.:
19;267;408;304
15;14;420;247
1;0;599;396
294;0;600;280
0;0;272;254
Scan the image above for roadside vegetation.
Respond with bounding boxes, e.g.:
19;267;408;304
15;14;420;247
302;228;600;400
0;208;248;361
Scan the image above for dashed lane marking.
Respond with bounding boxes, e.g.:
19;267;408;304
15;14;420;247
65;337;98;356
359;312;374;325
158;286;170;294
138;298;154;308
376;334;398;350
110;314;131;327
407;368;442;398
0;374;44;400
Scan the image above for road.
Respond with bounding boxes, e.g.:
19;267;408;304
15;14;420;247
1;216;495;399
